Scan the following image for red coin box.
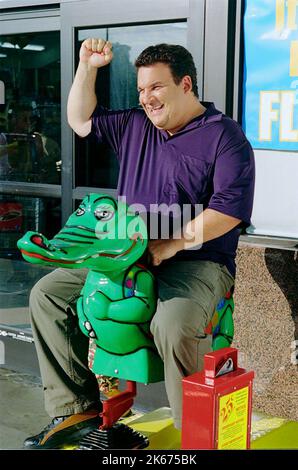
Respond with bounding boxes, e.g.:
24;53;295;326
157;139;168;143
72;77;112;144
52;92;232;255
181;347;254;449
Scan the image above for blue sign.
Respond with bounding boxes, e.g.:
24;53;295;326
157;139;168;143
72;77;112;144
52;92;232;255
243;0;298;150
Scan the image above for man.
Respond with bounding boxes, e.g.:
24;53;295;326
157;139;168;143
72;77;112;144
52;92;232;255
24;39;254;448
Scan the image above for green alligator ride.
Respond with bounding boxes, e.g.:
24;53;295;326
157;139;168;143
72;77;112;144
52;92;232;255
17;193;234;386
17;193;164;383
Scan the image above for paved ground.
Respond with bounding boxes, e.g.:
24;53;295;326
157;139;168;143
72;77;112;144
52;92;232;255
0;366;168;450
0;368;49;450
2;366;298;450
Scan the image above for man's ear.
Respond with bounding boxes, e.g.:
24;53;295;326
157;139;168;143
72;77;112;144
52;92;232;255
182;75;192;93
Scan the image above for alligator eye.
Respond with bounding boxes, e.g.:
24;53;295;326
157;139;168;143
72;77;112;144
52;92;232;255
76;207;85;216
94;209;114;221
30;235;48;249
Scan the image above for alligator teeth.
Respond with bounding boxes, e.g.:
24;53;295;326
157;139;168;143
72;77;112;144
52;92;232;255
76;259;84;263
91;254;99;258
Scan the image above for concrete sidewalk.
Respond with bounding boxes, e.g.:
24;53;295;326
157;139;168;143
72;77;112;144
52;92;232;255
0;366;168;450
1;366;298;450
0;367;49;450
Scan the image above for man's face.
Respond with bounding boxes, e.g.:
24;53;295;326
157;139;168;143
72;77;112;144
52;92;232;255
137;63;190;134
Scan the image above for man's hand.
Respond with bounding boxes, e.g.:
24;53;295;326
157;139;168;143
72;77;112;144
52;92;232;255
148;239;184;266
79;38;113;68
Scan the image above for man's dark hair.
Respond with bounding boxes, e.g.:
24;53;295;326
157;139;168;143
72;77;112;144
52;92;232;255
135;43;199;98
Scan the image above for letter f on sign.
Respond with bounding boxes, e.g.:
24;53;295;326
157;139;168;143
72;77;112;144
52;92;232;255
259;91;279;141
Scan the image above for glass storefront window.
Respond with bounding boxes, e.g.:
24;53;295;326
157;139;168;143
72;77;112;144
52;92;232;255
0;31;61;184
75;22;187;189
0;195;61;331
0;194;61;258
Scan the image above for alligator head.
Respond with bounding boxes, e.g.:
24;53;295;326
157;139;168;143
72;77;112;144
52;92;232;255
17;193;148;272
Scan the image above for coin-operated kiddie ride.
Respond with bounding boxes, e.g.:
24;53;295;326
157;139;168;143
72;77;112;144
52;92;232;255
18;193;238;450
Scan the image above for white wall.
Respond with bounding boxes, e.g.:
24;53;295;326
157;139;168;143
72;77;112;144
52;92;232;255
247;149;298;238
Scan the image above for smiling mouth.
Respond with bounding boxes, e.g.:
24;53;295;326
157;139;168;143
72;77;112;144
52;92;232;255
20;250;75;264
20;239;137;264
148;105;164;114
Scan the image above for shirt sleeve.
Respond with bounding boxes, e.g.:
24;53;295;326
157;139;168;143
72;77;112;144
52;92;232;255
207;124;255;228
91;105;133;156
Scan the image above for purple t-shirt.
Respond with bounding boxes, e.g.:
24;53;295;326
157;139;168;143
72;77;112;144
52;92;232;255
91;102;255;277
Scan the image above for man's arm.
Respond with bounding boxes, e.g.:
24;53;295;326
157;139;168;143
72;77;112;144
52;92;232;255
183;208;241;248
148;209;241;266
67;38;113;138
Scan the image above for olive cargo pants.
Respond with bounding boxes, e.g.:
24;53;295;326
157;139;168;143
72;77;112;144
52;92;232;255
29;260;234;429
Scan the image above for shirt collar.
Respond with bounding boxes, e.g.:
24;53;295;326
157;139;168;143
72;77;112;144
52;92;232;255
159;101;223;139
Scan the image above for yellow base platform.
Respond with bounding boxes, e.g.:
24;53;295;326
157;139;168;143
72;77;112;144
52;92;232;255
63;407;297;450
251;411;298;449
122;407;298;450
121;407;181;450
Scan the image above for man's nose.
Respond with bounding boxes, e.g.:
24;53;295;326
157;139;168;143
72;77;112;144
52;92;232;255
141;89;154;104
